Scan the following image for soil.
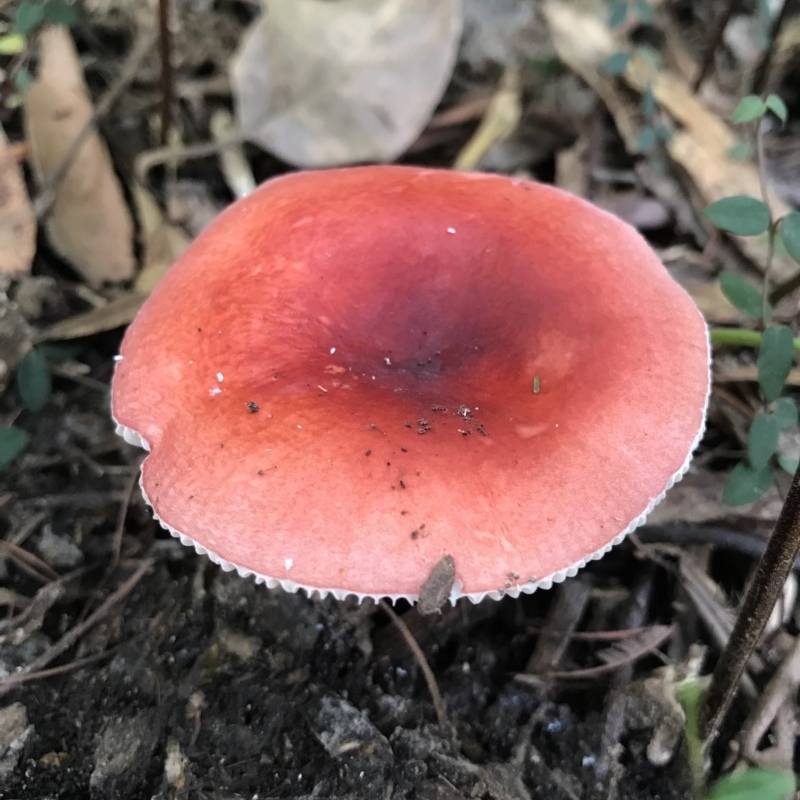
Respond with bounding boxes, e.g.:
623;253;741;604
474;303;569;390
0;375;697;800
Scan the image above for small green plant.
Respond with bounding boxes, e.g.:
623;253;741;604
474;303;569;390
708;768;796;800
604;0;659;77
676;676;796;800
604;2;672;164
0;343;77;468
702;93;800;505
0;424;29;467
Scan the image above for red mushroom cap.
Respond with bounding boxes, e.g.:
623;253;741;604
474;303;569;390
112;166;709;604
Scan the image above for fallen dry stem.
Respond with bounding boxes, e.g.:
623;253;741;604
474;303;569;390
740;633;800;766
0;559;151;698
0;539;58;583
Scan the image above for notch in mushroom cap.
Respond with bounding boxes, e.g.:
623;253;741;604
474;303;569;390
112;166;710;605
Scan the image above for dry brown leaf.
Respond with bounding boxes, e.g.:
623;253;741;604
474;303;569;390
231;0;462;167
132;183;191;294
0;127;35;276
39;293;147;341
542;1;797;281
24;26;135;286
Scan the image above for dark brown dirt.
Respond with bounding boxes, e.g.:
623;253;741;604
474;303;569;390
0;374;697;800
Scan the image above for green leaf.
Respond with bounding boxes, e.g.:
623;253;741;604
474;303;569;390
778;454;799;475
654;122;672;143
765;93;788;125
635;126;658;153
43;0;78;26
723;461;774;505
608;1;628;28
0;33;26;55
708;767;795;800
13;67;33;92
731;95;767;124
758;325;796;401
603;51;630;76
727;139;753;161
771;397;798;430
634;0;653;24
748;412;780;468
16;348;52;412
0;425;29;467
703;196;770;236
635;45;661;71
780;211;800;264
37;341;83;360
526;56;566;77
13;1;44;36
718;271;770;320
641;87;656;120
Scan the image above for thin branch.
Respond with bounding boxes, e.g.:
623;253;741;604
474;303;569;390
692;0;740;92
0;560;151;698
379;600;450;733
158;0;174;144
749;0;796;96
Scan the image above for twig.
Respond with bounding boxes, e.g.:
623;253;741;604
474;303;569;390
0;540;58;583
769;271;800;306
740;633;800;765
691;0;740;92
595;568;654;789
77;469;140;624
701;462;800;739
111;469;140;574
749;0;796;97
378;600;450;733
0;649;121;689
158;0;174;145
516;625;673;682
524;579;591;674
637;524;800;570
0;559;151;698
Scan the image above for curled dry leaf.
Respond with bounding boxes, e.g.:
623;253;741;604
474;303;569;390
24;27;135;286
231;0;462;167
39;182;194;342
0;126;35;276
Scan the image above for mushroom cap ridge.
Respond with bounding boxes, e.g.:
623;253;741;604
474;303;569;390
112;166;710;604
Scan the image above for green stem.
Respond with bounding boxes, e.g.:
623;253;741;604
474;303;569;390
710;326;800;353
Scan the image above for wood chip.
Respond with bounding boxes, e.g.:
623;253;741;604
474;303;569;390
417;554;456;616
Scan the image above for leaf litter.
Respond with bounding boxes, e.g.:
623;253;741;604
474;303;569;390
3;0;800;797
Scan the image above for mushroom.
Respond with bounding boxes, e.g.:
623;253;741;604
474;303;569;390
112;166;710;604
